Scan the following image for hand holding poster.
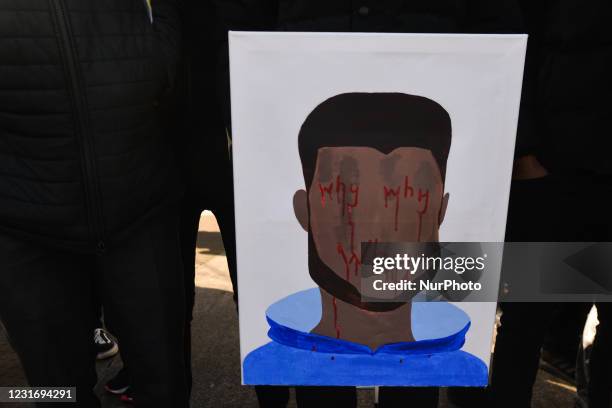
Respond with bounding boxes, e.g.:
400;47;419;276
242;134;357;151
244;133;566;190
230;32;526;386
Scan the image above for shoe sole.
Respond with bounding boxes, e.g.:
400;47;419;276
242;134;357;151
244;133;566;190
104;384;129;395
96;343;119;360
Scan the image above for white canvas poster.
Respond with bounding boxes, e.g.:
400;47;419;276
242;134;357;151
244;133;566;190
230;32;526;386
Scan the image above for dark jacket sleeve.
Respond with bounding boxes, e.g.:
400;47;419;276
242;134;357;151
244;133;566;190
151;0;183;86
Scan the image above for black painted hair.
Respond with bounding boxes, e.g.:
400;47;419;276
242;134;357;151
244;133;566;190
298;92;452;188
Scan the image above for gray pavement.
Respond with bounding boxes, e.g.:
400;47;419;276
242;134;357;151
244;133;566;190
0;212;577;407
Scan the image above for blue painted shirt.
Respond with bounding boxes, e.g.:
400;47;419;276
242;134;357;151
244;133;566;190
243;288;488;386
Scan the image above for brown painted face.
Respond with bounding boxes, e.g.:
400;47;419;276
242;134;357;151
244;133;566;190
294;146;449;304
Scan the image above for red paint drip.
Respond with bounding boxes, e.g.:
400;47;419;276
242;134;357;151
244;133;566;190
336;176;346;216
347;206;355;253
337;243;362;280
332;296;340;339
347;185;359;251
338;181;361;280
318;182;333;207
384;185;401;232
337;243;350;281
417;188;430;215
404;176;414;198
416;189;430;241
385;178;431;234
351;251;361;277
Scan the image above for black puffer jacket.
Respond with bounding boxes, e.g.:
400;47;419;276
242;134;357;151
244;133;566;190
517;0;612;174
0;0;181;252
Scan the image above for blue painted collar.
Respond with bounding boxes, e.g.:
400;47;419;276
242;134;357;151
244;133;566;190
265;288;471;356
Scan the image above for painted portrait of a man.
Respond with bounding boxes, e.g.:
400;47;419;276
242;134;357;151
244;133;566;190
243;93;487;386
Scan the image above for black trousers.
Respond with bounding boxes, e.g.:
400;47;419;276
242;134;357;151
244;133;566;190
488;172;612;408
0;214;188;408
179;186;237;395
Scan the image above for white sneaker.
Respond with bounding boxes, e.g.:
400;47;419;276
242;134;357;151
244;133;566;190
94;328;119;360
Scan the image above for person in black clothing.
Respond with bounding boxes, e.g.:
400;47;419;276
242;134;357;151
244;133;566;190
0;1;187;407
211;1;523;406
174;0;239;393
449;1;612;407
101;0;239;400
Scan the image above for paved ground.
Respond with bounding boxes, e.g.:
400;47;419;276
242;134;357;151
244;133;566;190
0;212;577;407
